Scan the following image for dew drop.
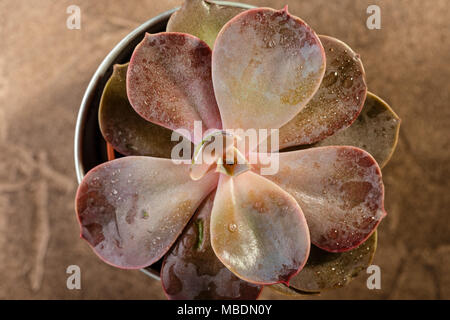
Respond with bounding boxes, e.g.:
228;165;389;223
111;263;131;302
228;223;237;232
343;77;353;88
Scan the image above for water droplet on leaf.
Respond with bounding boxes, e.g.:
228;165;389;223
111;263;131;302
228;223;237;232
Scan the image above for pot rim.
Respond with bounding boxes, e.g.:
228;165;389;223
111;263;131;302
74;1;255;282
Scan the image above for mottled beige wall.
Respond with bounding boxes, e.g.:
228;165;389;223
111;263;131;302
0;0;448;299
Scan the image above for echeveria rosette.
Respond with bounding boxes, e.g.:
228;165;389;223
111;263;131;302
76;1;400;300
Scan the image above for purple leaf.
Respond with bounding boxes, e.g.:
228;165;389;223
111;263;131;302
257;146;385;252
76;156;218;269
127;33;221;143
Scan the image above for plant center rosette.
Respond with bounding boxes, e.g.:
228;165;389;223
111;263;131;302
76;0;400;299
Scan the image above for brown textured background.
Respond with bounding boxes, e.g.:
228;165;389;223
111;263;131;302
0;0;448;299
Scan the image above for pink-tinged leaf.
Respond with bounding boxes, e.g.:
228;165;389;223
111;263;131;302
166;0;248;48
99;63;178;157
315;92;401;168
212;7;325;131
257;146;386;252
75;157;218;269
161;192;263;300
287;231;377;293
210;171;310;285
279;35;367;148
127;33;221;143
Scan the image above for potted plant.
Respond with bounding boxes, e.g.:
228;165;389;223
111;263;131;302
74;0;400;299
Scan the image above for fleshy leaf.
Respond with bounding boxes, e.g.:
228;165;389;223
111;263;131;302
256;146;385;252
99;63;178;157
285;231;377;293
127;33;221;144
75;157;218;269
210;171;310;285
166;0;248;48
161;192;263;300
278;35;367;148
270;283;318;296
212;7;325;131
315;92;401;168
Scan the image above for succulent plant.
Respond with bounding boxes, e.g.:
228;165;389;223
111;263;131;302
76;0;400;299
